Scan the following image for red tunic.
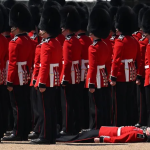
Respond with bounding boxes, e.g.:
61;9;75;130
77;33;92;81
99;126;146;143
86;39;109;88
60;34;82;85
132;31;142;41
111;35;142;82
110;35;119;51
7;33;33;86
56;34;65;46
35;37;62;88
138;36;149;79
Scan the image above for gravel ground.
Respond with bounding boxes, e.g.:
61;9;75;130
0;142;149;150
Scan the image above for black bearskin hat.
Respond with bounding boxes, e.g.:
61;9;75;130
110;0;123;7
28;0;43;8
9;3;32;32
29;5;41;30
96;0;111;9
138;6;149;29
0;4;9;32
142;9;150;34
109;6;118;33
78;2;89;17
60;5;80;32
48;0;65;6
0;6;4;33
115;6;136;35
43;0;61;10
88;6;111;39
39;6;60;37
65;1;79;7
2;0;16;9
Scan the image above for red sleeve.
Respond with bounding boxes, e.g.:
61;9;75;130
61;40;72;84
102;131;145;143
111;39;124;81
147;45;150;76
38;43;51;88
32;45;41;82
88;45;97;88
7;42;18;86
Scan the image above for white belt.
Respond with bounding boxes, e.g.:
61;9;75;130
39;63;41;67
97;65;105;89
16;61;27;85
145;65;149;69
121;59;133;82
81;59;89;81
117;127;122;136
71;60;79;84
62;61;64;65
50;63;59;87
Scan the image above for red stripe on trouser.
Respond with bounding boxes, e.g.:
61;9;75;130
42;93;46;138
64;88;67;132
93;95;97;129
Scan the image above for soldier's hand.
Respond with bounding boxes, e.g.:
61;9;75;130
136;80;141;85
7;86;13;91
39;88;46;93
34;87;38;90
89;88;95;93
110;81;116;86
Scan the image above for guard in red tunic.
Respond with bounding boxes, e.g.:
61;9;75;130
135;7;149;128
2;3;33;141
31;6;62;144
110;6;142;127
86;6;111;129
60;6;82;135
140;9;150;127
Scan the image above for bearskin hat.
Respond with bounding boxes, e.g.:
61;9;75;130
47;0;65;6
39;6;60;37
29;5;41;30
0;6;4;33
109;6;118;33
142;9;150;34
65;1;79;7
110;0;123;7
43;0;61;10
9;3;32;32
28;0;43;8
96;0;111;9
78;2;89;17
115;6;136;35
2;0;16;9
88;6;111;39
60;5;80;32
138;6;149;29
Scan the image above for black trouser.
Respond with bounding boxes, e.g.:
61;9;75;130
137;78;147;126
114;82;136;126
80;81;89;129
145;85;150;127
89;87;111;129
38;87;56;143
9;85;30;139
30;86;40;133
61;84;82;134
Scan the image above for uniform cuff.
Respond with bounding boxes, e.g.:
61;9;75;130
111;76;117;82
136;75;142;81
7;82;13;87
39;83;46;88
62;81;69;86
89;83;95;88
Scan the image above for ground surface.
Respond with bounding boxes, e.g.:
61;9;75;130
0;142;149;150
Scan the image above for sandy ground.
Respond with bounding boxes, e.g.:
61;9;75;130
0;142;149;150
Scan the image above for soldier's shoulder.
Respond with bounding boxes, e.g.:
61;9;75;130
65;35;72;41
139;35;146;41
110;35;116;41
11;36;19;42
118;35;125;41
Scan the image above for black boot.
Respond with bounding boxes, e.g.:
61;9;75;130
28;132;39;139
2;134;22;141
31;138;50;144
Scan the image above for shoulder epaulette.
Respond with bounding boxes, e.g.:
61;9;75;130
30;34;37;40
133;31;139;35
12;36;18;41
139;35;146;41
66;35;71;41
92;40;98;46
118;35;125;40
110;36;116;41
77;35;81;39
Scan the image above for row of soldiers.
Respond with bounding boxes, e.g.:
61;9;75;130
0;0;150;145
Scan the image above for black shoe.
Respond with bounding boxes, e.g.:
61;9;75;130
31;138;50;144
28;132;39;139
60;131;67;135
4;130;13;136
135;123;141;128
2;134;22;141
